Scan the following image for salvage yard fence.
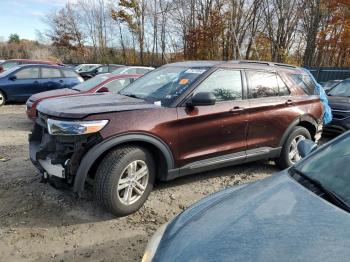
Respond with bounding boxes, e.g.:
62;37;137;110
305;67;350;83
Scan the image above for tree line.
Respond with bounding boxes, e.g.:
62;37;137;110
0;0;349;67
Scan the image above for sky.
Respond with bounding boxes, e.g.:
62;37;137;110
0;0;72;42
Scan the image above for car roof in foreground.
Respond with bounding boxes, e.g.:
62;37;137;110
154;169;350;262
16;64;71;70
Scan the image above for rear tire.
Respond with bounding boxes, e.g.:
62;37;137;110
94;146;155;217
275;126;311;169
0;91;6;106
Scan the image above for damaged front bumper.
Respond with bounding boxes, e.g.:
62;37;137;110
29;114;101;185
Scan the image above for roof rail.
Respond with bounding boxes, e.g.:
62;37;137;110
229;60;298;69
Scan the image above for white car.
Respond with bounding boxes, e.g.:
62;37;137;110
111;66;154;75
74;64;102;73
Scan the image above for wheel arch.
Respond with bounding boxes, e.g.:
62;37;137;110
73;133;175;194
279;115;318;147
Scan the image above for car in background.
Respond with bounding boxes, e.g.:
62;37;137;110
29;60;323;217
143;133;350;262
325;78;350;134
26;73;141;120
79;64;123;80
74;64;101;73
322;79;342;92
0;64;82;106
0;59;62;73
111;66;154;75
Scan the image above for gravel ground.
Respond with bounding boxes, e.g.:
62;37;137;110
0;104;331;261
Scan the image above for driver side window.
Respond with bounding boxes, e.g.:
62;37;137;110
194;69;242;101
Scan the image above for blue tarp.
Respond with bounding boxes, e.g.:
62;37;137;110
304;69;333;125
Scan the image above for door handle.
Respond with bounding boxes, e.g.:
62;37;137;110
230;106;244;114
285;99;294;105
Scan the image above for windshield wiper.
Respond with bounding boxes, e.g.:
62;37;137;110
291;167;350;212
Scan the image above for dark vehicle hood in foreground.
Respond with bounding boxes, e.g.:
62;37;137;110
29;88;79;102
37;93;160;119
328;96;350;110
154;172;350;262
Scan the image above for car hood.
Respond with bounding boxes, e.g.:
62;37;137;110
328;96;350;110
29;88;79;102
37;92;160;119
154;172;350;262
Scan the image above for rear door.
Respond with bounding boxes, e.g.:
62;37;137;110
177;68;248;168
245;70;294;151
40;67;64;92
8;66;40;101
61;69;82;88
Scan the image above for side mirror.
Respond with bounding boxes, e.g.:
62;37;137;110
9;75;17;81
97;87;109;93
187;92;216;107
297;140;317;158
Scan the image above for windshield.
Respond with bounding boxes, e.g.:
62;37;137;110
0;66;21;77
73;74;110;91
1;61;20;70
294;133;350;206
119;66;209;106
328;80;350;97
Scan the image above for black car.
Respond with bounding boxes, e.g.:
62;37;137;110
325;78;350;134
79;64;123;80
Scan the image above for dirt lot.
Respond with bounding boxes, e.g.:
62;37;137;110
0;104;330;262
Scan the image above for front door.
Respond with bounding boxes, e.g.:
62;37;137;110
9;66;40;102
177;69;248;169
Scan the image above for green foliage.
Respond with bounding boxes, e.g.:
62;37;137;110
8;34;20;44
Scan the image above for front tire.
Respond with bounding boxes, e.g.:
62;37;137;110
275;126;311;169
94;146;155;217
0;91;6;106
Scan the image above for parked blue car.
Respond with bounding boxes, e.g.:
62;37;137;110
143;132;350;262
0;64;83;106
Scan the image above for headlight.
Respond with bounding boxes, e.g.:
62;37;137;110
142;222;168;262
47;119;108;136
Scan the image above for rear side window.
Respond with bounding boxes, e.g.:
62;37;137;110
62;69;78;78
41;68;61;78
247;71;279;98
289;74;316;95
15;67;39;79
277;75;290;96
194;69;242;101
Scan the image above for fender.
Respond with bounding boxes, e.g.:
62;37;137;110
73;133;175;194
279;115;318;147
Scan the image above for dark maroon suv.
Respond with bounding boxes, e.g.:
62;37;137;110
29;61;323;216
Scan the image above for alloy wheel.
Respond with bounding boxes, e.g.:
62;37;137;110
117;160;149;206
288;135;306;164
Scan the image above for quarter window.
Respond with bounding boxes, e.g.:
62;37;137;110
247;71;279;98
15;67;39;79
41;68;61;78
289;74;316;95
194;69;242;102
